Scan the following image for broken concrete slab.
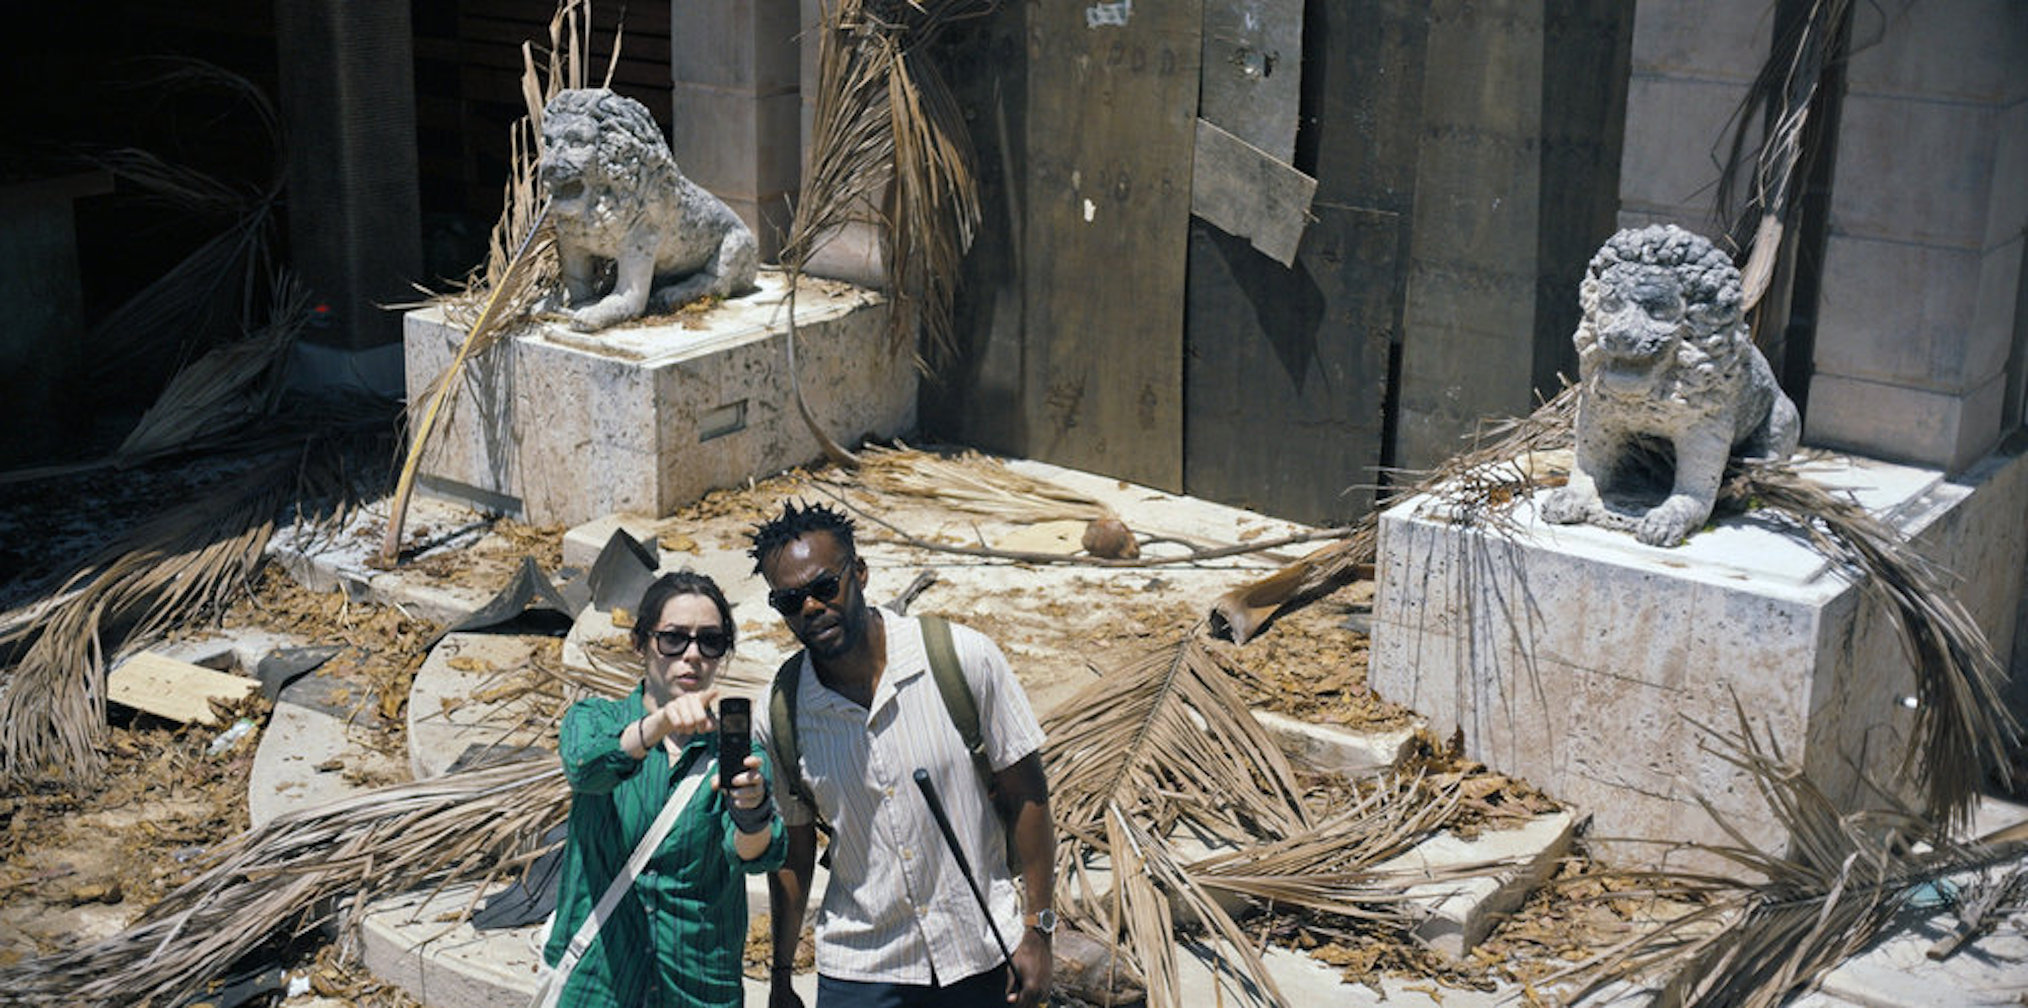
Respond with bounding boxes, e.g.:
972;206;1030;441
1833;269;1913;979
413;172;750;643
407;633;556;780
1372;810;1579;960
247;675;409;829
267;495;502;627
1257;710;1419;777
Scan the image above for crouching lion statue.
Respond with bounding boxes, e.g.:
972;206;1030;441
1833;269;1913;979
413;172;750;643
1539;224;1800;546
538;88;759;332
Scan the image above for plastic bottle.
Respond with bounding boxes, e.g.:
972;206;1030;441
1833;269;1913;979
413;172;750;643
206;717;257;756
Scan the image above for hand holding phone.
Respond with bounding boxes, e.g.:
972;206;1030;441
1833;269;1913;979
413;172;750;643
717;697;752;793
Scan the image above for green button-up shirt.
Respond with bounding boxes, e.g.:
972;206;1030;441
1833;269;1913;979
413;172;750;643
544;685;786;1007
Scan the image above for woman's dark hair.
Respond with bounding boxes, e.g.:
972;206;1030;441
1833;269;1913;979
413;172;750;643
631;570;736;654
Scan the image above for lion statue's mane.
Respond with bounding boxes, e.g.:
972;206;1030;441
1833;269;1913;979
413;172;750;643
1539;224;1800;546
539;88;758;332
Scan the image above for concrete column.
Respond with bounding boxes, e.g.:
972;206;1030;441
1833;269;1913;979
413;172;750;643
1803;1;2028;473
794;0;885;286
668;0;801;262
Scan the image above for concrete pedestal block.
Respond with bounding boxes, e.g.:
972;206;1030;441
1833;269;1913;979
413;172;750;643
1369;447;2028;874
403;269;907;526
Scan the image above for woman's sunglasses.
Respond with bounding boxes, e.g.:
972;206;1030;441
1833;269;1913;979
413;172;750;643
767;563;849;615
648;627;731;659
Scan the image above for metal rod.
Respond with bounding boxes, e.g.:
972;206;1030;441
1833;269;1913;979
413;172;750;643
912;768;1021;987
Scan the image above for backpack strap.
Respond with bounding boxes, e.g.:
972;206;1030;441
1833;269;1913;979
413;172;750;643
768;651;832;841
919;614;992;787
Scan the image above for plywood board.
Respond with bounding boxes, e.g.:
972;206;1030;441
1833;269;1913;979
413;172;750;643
1198;0;1302;163
108;652;259;726
1190;117;1316;266
1023;0;1204;492
1183;205;1396;524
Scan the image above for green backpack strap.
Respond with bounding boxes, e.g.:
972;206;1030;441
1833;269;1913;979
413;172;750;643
919;615;993;788
768;650;831;840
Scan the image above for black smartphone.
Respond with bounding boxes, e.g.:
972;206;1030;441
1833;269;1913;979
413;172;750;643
717;697;752;792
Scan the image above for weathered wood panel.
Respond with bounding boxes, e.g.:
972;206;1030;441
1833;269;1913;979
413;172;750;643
1190;118;1316;267
1198;0;1302;163
1022;0;1203;491
1183;205;1396;524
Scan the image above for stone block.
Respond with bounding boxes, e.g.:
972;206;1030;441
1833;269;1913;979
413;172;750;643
1618;74;1753;218
407;633;555;780
1372;811;1577;959
1627;0;1774;82
1829;94;2001;249
1368;450;2024;874
667;83;803;203
403;269;909;526
669;0;800;94
1805;370;2006;472
1813;235;2014;390
1990;98;2027;249
1842;0;2027;104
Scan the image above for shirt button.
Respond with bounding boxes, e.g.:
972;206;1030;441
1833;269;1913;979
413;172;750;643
916;905;927;917
901;847;913;861
884;786;895;799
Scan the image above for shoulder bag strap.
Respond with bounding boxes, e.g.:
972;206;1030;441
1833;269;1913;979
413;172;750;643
536;750;713;1008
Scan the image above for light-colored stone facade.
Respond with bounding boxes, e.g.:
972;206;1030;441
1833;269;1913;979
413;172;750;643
402;269;908;525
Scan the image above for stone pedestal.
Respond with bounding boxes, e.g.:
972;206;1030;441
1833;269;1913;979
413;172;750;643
1369;447;2028;873
402;269;907;525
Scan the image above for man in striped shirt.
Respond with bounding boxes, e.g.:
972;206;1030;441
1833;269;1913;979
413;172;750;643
752;501;1056;1007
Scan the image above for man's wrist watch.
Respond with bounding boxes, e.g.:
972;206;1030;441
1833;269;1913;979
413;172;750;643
1023;908;1057;935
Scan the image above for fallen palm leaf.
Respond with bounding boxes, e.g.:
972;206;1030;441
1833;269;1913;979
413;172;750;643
1550;703;2027;1008
776;0;991;467
0;758;566;1007
114;280;309;466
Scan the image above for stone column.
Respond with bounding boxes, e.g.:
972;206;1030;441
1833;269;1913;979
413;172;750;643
1614;2;1774;236
667;0;801;263
1803;2;2028;473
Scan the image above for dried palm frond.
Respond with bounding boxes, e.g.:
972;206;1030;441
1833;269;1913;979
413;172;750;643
0;758;566;1007
1045;636;1313;1006
781;0;989;364
0;433;376;785
80;61;285;384
1552;704;2027;1008
113;278;310;465
844;443;1118;523
1208;386;1580;642
775;1;990;465
1715;0;1853;310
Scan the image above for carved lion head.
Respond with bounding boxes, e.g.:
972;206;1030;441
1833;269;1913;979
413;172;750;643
1574;224;1749;403
538;88;679;230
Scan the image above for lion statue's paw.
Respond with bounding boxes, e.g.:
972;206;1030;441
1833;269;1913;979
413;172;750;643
1634;497;1705;547
1539;487;1592;525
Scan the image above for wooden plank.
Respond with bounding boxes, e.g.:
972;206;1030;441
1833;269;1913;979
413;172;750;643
1183;204;1396;524
1023;0;1203;492
1198;0;1302;163
1190;117;1316;267
108;652;259;726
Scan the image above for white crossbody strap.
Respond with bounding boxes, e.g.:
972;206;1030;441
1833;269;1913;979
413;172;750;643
538;752;714;1008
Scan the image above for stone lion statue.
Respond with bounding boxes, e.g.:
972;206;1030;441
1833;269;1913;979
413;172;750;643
1539;224;1800;546
538;88;759;332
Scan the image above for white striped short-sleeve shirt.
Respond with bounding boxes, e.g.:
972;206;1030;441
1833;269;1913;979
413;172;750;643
759;608;1046;985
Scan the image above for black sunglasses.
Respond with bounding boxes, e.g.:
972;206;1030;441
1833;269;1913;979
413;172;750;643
767;562;851;615
648;627;731;659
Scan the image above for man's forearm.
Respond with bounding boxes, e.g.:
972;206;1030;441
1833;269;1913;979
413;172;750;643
768;825;817;971
997;754;1055;913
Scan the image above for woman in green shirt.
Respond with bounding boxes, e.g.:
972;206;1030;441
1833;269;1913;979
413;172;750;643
545;571;787;1006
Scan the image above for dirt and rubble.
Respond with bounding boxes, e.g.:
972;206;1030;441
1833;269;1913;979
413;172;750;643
0;463;1657;1006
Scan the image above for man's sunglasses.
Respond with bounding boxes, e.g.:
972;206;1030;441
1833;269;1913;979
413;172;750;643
648;627;731;659
767;563;850;615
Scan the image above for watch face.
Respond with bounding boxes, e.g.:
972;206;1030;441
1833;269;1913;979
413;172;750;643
1031;908;1057;932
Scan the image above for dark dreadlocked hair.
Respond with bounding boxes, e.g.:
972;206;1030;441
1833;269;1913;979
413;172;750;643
748;499;858;573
